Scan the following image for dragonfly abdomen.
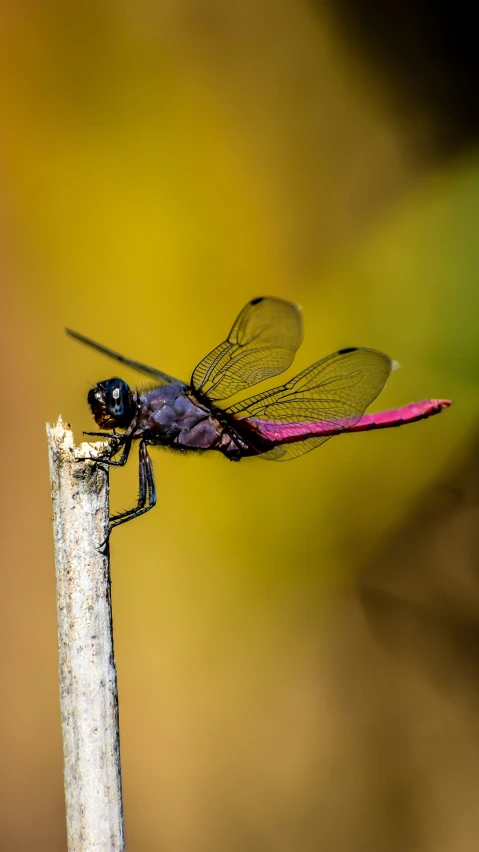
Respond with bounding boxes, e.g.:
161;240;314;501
245;399;452;446
348;399;452;433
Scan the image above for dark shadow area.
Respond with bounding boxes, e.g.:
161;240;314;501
358;430;479;704
318;1;479;155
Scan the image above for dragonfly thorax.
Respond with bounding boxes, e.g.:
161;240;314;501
135;385;212;445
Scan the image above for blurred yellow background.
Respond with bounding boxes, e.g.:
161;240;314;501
1;2;478;850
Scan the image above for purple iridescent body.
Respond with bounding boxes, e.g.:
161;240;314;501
132;384;252;459
67;296;451;534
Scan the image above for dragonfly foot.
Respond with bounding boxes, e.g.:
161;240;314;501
97;526;112;555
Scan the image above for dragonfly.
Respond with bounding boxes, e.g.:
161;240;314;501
67;296;451;534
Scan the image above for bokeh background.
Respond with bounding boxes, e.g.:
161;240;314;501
1;2;478;850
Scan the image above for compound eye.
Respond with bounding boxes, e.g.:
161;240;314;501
105;379;131;418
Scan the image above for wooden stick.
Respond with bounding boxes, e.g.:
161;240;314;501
47;416;125;852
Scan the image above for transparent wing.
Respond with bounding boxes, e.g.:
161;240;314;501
228;346;392;460
66;329;182;385
259;436;332;461
191;297;303;401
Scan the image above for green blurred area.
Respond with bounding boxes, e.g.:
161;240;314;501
1;2;477;851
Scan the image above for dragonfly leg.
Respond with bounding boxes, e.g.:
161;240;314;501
97;453;145;552
74;437;132;477
108;441;156;530
83;430;122;439
98;439;132;468
97;442;155;551
106;444;147;526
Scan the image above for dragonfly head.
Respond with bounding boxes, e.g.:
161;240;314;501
87;378;136;429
